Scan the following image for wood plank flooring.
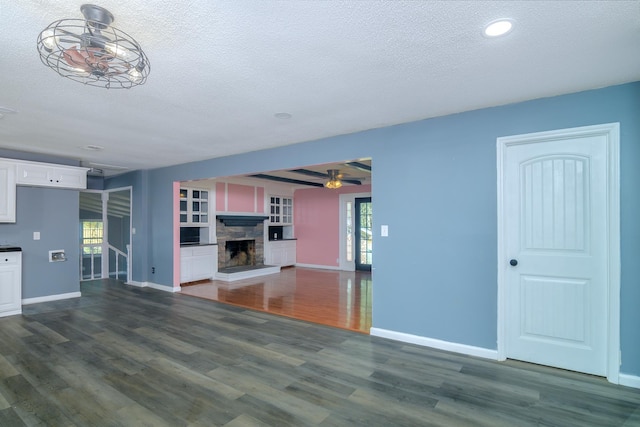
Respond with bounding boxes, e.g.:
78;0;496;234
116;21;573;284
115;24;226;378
180;267;372;333
0;279;638;426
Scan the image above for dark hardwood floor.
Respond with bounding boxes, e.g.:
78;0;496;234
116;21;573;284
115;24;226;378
180;267;372;333
0;279;638;426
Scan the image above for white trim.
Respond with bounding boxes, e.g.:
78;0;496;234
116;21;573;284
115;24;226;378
496;122;620;382
619;374;640;389
295;263;343;271
81;185;133;283
126;280;146;287
0;309;21;317
370;328;498;360
22;291;81;305
224;182;228;211
606;123;621;385
127;281;180;293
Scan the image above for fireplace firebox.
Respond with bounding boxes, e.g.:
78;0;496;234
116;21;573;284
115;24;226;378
224;240;256;268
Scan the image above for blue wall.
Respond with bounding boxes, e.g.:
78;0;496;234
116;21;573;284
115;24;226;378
0;187;80;299
112;82;640;377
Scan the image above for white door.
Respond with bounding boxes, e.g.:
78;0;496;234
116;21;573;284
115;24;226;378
498;124;619;377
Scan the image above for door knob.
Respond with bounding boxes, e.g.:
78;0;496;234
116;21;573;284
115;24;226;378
509;259;518;266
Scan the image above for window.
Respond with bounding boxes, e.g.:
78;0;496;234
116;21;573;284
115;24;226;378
82;221;103;254
346;201;353;262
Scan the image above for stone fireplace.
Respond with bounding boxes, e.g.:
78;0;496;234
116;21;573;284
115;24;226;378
216;215;267;271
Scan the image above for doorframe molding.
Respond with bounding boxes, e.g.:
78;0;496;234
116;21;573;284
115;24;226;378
496;122;620;384
339;192;372;271
81;186;133;283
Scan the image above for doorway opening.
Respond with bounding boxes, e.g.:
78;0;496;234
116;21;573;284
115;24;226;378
80;187;132;282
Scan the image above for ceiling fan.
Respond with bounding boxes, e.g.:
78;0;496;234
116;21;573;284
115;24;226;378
36;4;149;88
325;169;343;189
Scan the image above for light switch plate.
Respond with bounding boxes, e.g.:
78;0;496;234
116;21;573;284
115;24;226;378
381;225;389;237
33;231;40;240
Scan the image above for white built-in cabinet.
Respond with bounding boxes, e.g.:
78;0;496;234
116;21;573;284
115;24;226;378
0;161;16;223
180;245;217;283
0;158;88;223
265;240;296;267
180;188;209;225
269;196;293;224
16;161;87;189
0;251;22;317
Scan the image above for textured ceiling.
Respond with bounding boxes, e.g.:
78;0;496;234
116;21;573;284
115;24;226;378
1;1;639;175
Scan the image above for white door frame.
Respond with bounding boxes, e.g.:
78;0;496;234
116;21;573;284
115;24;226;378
80;186;133;283
496;123;620;384
339;192;372;271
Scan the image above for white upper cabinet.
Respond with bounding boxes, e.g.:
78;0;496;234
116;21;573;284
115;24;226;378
269;195;293;224
15;161;88;189
0;161;16;223
180;188;209;225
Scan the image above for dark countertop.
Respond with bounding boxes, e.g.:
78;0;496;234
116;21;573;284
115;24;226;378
0;246;21;252
268;238;297;242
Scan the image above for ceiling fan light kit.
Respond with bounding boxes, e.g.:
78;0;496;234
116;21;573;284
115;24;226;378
324;169;343;189
37;4;149;89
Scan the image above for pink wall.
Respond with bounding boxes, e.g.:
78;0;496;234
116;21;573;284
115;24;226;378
294;184;371;267
256;187;264;213
173;182;180;288
216;182;226;211
227;184;255;212
216;183;265;213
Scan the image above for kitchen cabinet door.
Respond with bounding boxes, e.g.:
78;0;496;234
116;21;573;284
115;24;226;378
0;252;22;317
0;161;16;223
16;162;87;189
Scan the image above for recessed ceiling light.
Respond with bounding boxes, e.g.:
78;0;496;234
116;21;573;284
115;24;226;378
274;112;292;119
484;19;513;37
83;145;104;151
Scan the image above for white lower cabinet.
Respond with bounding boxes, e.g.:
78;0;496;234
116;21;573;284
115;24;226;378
265;240;296;267
180;245;217;283
0;252;22;317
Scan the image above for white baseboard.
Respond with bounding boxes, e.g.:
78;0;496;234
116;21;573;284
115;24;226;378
125;280;146;288
619;373;640;389
370;327;498;360
22;292;82;305
295;263;344;271
126;281;180;293
0;308;22;317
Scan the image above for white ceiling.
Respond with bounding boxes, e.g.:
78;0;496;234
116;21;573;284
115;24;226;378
1;1;639;175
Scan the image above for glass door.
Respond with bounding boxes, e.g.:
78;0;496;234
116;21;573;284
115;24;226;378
355;197;372;271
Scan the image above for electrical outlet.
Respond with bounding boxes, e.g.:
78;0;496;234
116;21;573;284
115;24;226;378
152;267;155;274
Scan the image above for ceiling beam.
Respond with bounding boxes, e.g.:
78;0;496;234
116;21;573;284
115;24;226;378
345;161;371;173
249;174;325;187
289;169;362;185
289;169;327;178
